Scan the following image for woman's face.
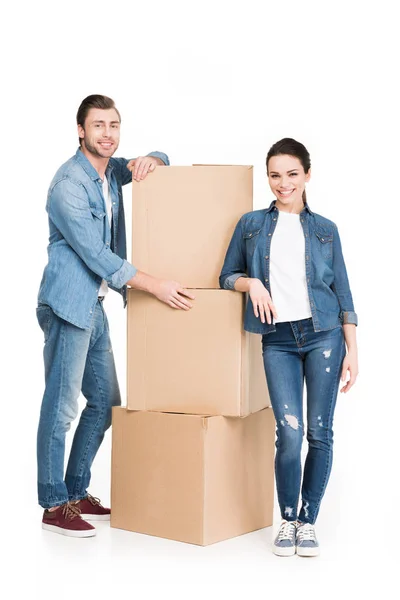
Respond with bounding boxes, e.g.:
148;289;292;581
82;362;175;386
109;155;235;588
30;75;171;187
268;154;310;209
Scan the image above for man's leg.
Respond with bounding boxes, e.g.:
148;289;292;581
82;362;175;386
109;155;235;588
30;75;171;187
65;300;121;502
36;305;91;509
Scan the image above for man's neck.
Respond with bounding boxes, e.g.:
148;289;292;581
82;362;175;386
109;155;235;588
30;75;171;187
80;147;109;180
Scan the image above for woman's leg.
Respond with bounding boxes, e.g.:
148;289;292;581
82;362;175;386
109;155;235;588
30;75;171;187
298;325;346;524
262;323;305;522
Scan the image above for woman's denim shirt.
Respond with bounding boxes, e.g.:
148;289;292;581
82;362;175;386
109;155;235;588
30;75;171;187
38;148;169;330
219;200;357;335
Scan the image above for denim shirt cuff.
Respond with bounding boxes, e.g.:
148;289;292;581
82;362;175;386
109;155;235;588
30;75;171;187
147;151;170;166
340;310;358;326
108;261;137;290
223;273;248;290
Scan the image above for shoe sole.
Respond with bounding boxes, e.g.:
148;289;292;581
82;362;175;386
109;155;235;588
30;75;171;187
296;547;319;557
42;523;96;538
80;514;110;521
272;546;296;557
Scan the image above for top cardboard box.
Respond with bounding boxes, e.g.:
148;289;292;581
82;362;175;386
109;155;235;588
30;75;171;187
131;166;253;288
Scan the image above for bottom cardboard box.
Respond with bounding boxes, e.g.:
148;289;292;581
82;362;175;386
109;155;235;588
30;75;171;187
111;407;275;546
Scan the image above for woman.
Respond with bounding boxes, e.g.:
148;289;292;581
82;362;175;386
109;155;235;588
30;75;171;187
219;138;358;557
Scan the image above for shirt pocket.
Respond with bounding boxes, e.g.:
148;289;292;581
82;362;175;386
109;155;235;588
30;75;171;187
243;228;261;259
315;231;333;260
90;206;106;220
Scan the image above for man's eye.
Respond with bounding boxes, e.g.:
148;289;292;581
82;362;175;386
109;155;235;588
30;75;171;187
290;173;298;176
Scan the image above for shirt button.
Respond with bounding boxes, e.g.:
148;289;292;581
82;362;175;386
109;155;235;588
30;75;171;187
306;255;309;260
301;219;304;223
305;233;308;237
265;278;268;283
321;237;325;241
249;233;253;237
273;217;277;221
90;310;93;314
268;233;272;236
265;256;269;259
113;202;116;205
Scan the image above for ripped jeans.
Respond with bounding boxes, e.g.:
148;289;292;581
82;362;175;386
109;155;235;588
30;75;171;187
262;318;346;524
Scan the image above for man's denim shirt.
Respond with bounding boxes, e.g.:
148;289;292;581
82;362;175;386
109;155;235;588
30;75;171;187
38;148;169;330
219;200;358;335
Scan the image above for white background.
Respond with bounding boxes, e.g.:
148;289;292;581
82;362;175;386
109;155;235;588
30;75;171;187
2;0;398;597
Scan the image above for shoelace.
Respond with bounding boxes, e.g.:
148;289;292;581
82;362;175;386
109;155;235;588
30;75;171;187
87;494;102;506
297;523;316;542
278;521;297;540
62;502;82;521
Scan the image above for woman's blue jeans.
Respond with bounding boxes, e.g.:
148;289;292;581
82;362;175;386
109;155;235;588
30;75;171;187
36;300;121;508
262;318;346;525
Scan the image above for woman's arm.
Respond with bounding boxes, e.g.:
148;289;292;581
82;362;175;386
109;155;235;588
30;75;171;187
340;323;359;393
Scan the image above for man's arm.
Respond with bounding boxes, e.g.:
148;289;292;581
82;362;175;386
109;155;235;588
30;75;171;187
48;177;194;310
48;178;136;289
114;151;170;186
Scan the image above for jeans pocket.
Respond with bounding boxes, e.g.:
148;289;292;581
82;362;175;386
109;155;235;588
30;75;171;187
36;305;53;343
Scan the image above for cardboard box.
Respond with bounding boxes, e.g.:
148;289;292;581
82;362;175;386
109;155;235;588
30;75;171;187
131;166;253;288
111;407;275;545
127;289;270;416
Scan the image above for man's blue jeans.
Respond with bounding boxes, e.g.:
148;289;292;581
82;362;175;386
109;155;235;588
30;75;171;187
262;318;346;525
36;299;121;508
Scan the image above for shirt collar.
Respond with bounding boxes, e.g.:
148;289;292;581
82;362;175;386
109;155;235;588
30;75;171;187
75;148;114;181
266;199;313;215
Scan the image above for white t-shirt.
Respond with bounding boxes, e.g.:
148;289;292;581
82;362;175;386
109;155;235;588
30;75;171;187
98;175;112;297
269;211;312;323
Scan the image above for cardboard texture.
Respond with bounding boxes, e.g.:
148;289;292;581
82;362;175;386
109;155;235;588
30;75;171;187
111;407;275;546
131;166;253;288
127;289;270;416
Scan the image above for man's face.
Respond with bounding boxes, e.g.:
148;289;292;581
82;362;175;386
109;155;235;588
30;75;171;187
78;108;121;158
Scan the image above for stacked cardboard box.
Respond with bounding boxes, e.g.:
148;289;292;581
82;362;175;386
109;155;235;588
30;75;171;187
111;166;275;545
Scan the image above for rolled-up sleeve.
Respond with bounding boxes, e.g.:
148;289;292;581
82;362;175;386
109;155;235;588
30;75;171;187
48;178;137;288
331;224;358;326
219;218;248;290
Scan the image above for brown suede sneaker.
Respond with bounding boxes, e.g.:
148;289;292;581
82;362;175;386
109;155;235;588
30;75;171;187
42;502;96;537
74;494;111;521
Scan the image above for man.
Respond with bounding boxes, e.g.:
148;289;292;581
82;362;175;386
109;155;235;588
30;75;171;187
37;94;194;537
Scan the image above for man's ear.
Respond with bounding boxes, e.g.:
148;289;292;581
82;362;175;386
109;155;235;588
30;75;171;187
78;124;85;142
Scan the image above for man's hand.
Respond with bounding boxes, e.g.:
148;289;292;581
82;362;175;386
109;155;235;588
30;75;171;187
127;156;164;181
150;280;195;310
248;279;278;324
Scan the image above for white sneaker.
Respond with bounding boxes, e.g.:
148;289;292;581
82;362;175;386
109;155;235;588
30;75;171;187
272;520;297;556
296;522;320;557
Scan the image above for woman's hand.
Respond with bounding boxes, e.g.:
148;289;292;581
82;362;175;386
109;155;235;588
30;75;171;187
340;350;359;393
248;279;278;324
